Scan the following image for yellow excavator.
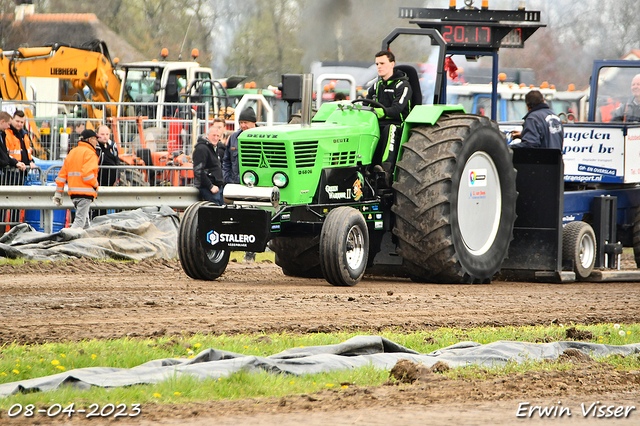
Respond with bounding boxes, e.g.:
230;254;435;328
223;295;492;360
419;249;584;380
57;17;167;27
0;40;121;117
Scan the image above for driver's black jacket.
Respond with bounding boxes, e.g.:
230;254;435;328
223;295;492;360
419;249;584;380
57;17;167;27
365;69;412;126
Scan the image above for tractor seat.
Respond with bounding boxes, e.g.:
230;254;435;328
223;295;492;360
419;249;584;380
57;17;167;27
394;65;422;110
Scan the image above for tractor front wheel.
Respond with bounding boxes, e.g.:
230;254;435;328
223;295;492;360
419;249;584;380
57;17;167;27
178;201;230;280
319;207;369;286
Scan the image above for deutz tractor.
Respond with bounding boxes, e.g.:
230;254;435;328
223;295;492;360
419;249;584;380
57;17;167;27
178;5;544;286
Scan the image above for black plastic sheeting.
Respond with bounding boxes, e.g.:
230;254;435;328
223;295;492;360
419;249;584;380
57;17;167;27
1;336;639;397
0;206;179;261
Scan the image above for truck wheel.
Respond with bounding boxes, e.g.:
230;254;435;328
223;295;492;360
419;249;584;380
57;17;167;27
319;207;369;286
178;201;230;280
268;236;323;278
633;207;640;268
392;114;517;283
563;221;596;280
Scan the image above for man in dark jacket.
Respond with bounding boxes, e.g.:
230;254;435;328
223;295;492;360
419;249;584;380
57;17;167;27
96;125;120;187
366;50;412;178
223;107;256;184
511;90;564;149
193;124;225;205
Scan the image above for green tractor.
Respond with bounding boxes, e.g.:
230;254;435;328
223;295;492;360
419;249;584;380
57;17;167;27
178;5;543;286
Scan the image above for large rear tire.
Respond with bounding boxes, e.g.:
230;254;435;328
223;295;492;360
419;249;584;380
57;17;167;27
563;221;596;280
178;201;230;280
269;235;323;278
319;207;369;286
392;114;517;283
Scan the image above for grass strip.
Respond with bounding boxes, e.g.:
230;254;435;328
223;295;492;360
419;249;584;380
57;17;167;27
0;323;639;408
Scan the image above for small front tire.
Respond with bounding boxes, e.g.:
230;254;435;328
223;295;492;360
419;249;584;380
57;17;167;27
319;207;369;286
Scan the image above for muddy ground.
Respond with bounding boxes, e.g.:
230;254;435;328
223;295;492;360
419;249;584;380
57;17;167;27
1;257;640;425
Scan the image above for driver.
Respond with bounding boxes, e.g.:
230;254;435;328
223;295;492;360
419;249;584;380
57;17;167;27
611;74;640;123
365;50;412;180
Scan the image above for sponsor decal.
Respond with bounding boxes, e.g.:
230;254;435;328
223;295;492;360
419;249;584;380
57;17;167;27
271;224;281;231
207;230;256;247
577;164;616;176
565;174;604;183
375;221;384;229
281;213;291;221
375;213;382;220
352;172;364;201
470;190;486;199
469;169;487;187
325;184;351;200
367;213;373;220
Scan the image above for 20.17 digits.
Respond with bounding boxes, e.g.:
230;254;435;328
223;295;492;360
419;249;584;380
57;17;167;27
8;403;141;418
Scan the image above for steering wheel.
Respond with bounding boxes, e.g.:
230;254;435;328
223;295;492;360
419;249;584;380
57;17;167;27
351;98;385;109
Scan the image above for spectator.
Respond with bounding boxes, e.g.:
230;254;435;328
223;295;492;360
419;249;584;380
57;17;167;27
53;129;99;229
0;111;26;232
5;110;35;186
193;124;225;205
96;125;120;187
213;118;227;161
334;92;347;101
0;111;26;184
222;107;257;262
94;125;120;217
69;121;85;150
510;90;564;150
223;107;256;184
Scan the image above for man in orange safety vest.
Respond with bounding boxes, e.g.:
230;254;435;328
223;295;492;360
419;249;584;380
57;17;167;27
53;129;99;229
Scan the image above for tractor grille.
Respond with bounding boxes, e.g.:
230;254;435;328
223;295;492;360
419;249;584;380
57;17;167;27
323;151;357;166
293;141;318;168
240;141;288;168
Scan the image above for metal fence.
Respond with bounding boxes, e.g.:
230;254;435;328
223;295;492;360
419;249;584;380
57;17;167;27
0;99;218;162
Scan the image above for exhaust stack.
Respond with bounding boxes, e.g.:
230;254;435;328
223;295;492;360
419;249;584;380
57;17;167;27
301;73;313;128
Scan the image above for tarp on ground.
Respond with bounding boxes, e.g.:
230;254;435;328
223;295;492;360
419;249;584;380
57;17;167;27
0;205;179;261
1;335;639;397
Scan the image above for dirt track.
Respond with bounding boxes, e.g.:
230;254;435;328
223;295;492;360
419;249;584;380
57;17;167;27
2;258;640;425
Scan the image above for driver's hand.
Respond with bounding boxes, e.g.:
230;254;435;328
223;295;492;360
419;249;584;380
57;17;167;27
374;108;385;119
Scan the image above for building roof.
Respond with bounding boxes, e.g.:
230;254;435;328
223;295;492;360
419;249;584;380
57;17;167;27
0;13;144;63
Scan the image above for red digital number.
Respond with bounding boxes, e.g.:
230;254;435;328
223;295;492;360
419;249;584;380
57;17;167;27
454;26;464;42
481;27;490;42
443;25;453;42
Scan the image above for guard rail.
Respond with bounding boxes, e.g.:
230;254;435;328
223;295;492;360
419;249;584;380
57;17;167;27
0;186;200;233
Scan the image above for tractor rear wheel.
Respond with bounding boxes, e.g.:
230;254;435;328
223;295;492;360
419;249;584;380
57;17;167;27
562;221;596;280
392;114;517;283
178;201;230;280
269;235;323;278
319;207;369;286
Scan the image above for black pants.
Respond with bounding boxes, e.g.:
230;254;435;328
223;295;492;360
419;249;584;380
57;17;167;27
372;123;402;173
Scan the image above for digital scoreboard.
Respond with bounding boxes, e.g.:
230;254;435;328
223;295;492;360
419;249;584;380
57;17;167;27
399;7;542;50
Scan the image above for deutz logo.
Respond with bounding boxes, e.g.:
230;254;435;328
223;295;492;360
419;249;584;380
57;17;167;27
259;152;268;168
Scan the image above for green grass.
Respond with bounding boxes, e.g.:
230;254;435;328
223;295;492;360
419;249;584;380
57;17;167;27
1;324;639;409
